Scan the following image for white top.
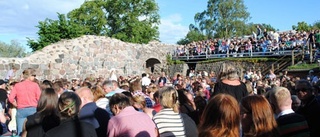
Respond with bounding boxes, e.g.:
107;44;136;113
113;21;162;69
141;77;151;86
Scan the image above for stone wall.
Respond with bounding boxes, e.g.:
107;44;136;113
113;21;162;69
0;35;178;81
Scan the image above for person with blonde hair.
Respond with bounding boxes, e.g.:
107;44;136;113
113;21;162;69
132;95;156;118
198;94;240;137
153;86;197;137
269;87;309;136
8;68;41;135
211;61;248;102
240;95;279;137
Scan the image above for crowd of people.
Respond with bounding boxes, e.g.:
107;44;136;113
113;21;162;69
0;61;320;136
175;28;320;58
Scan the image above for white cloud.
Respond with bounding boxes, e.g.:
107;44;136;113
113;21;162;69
159;14;189;44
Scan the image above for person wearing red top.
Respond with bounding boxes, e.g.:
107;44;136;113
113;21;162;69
8;68;41;136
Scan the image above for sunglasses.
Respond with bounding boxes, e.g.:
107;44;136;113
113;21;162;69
295;88;309;92
32;75;36;77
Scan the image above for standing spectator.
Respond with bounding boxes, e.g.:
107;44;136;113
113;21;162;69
211;62;248;102
45;92;97;137
0;80;8;112
153;86;198;137
269;87;310;136
198;94;240;137
295;80;320;136
107;93;157;137
22;88;60;137
8;68;41;136
76;87;110;137
315;30;320;49
141;73;151;87
256;25;262;40
307;30;315;49
158;72;167;87
240;95;279;137
291;95;301;112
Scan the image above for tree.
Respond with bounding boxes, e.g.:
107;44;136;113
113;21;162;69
177;24;207;45
260;23;277;32
104;0;160;43
27;13;85;51
0;40;26;57
191;0;250;39
312;20;320;30
292;21;311;32
68;0;107;35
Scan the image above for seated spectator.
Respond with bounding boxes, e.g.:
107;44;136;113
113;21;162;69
45;92;97;137
107;93;157;137
269;87;310;136
198;94;240;137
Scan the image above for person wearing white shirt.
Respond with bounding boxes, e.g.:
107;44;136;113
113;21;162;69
141;73;151;87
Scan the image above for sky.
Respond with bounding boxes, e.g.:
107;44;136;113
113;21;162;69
0;0;319;52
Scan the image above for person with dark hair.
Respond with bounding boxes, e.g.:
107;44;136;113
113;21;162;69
8;68;41;135
107;93;157;137
152;91;161;112
22;88;60;137
198;94;240;137
45;92;97;137
295;80;320;136
177;89;198;125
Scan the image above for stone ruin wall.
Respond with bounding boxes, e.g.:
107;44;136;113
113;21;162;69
0;35;178;81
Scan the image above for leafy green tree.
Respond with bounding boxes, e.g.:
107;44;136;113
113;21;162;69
191;0;250;39
261;23;277;32
0;40;26;57
292;21;311;32
312;20;320;29
68;0;107;35
27;13;85;51
177;24;207;45
104;0;160;43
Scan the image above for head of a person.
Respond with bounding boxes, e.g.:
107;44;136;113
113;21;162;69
102;80;114;94
22;68;36;81
269;87;292;114
177;89;191;106
291;95;301;111
37;88;59;117
58;92;82;120
53;81;64;95
75;87;94;108
109;93;131;115
0;79;7;89
199;94;240;137
295;80;313;101
159;86;179;113
218;62;239;80
132;95;146;110
129;78;142;92
91;85;105;102
240;95;278;137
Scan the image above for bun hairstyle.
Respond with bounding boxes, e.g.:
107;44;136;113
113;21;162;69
159;86;179;113
22;68;36;79
58;92;81;120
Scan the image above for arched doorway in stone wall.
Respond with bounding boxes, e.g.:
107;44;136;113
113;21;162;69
145;58;161;74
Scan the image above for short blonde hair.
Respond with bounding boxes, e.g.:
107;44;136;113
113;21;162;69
133;95;146;108
76;87;94;101
159;86;179;113
270;87;292;108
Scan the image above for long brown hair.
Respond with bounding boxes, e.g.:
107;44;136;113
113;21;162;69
36;88;59;120
199;94;240;137
241;95;279;137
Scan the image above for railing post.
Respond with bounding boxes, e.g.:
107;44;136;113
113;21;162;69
292;50;294;66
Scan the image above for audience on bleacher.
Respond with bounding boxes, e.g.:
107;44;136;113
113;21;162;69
175;29;320;57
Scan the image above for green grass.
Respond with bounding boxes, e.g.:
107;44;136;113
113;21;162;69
287;63;319;70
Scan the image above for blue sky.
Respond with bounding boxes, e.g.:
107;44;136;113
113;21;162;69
0;0;319;52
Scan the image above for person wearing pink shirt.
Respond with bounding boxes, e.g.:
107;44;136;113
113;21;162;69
8;68;41;136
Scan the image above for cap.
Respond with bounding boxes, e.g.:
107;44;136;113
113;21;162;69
0;79;8;85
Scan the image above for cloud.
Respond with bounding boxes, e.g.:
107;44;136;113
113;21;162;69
159;14;189;44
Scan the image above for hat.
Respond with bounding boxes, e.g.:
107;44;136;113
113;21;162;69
0;79;8;85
